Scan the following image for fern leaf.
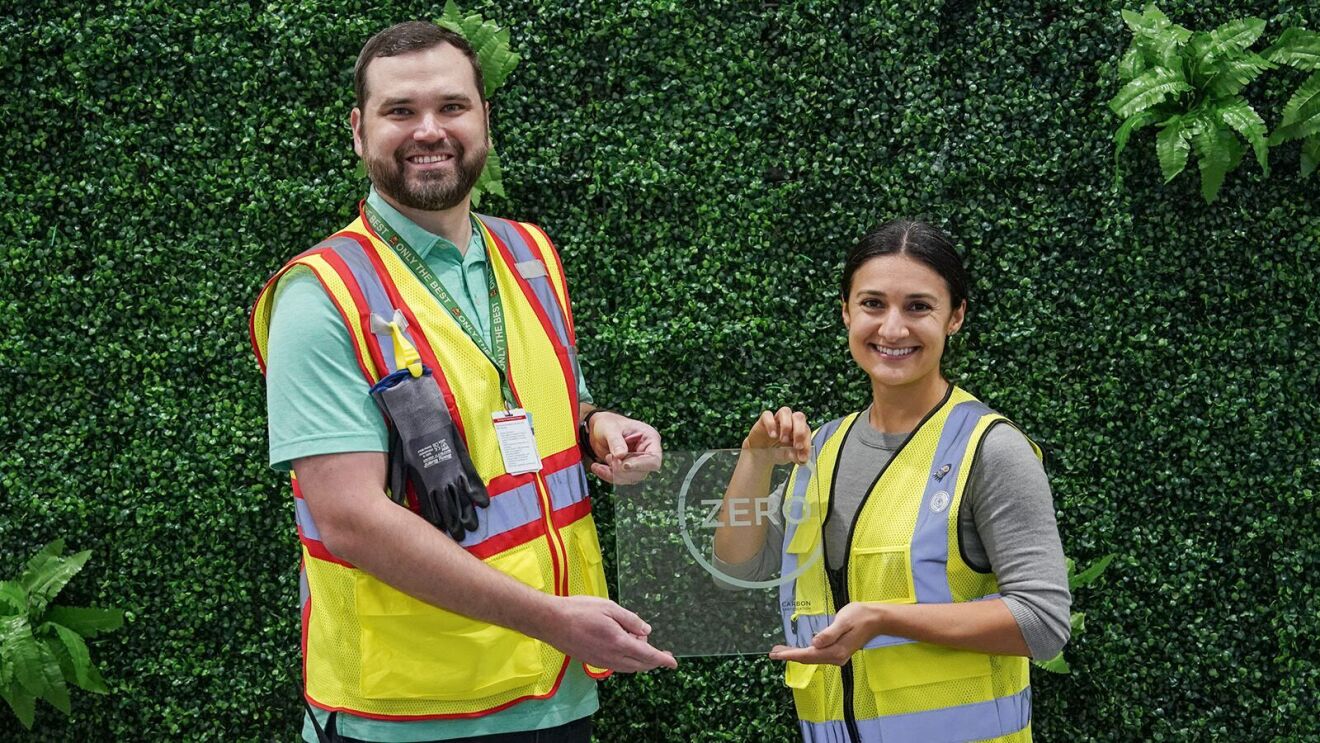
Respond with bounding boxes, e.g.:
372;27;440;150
1201;17;1265;62
47;623;106;693
0;580;24;614
1124;5;1193;68
1192;123;1241;202
1110;66;1189;118
1156;119;1191;182
3;617;48;698
1216;100;1270;174
44;605;125;638
1264;27;1320;71
20;548;90;616
1119;46;1147;81
1302;136;1320;177
1;683;36;730
470;147;505;208
1033;652;1071;674
1206;54;1272;97
1069;554;1117;591
1114;110;1158;159
1270;72;1320;144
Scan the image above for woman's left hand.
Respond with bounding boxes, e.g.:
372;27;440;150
769;602;883;666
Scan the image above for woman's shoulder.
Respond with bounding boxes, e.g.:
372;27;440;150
975;419;1043;472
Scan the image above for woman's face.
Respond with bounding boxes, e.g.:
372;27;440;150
842;254;965;393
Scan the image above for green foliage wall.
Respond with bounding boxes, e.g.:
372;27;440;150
2;1;1316;740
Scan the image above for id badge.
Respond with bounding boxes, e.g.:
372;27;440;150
492;409;542;475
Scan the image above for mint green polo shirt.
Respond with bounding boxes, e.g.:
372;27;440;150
262;190;597;741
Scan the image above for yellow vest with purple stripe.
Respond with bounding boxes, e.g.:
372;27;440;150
249;206;611;719
779;386;1037;743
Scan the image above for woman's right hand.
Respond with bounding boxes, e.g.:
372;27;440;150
744;407;812;466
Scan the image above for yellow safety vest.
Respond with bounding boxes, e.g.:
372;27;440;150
250;206;611;719
779;386;1038;743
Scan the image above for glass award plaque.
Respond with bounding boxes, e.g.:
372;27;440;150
612;449;823;657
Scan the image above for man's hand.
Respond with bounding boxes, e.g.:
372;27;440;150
769;602;881;666
541;595;678;672
585;411;662;484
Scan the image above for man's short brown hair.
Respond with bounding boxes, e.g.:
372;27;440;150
353;21;486;108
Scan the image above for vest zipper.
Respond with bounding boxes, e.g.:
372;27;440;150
829;567;862;743
832;385;955;743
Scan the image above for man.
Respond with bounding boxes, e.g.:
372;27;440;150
249;21;675;743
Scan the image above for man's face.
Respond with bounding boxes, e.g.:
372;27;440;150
351;44;490;212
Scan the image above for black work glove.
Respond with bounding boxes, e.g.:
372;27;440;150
370;367;490;541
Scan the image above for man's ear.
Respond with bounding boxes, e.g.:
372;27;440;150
350;108;364;158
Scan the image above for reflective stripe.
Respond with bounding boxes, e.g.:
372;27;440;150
299;566;309;611
295;497;321;542
318;235;401;373
780;417;848;641
546;464;590;512
477;215;572;349
799;718;850;743
457;481;543;548
910;401;990;605
827;686;1031;743
459;466;589;548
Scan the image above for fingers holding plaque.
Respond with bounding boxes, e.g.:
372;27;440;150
611;448;824;657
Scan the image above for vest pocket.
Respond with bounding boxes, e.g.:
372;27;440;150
862;643;993;693
572;519;609;599
848;545;915;604
354;548;545;700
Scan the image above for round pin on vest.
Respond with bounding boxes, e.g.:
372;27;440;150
931;490;951;513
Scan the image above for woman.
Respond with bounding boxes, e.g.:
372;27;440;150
714;220;1070;743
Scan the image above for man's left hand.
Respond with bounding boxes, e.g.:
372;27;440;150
586;411;662;484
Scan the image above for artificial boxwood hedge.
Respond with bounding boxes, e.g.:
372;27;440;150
3;1;1316;740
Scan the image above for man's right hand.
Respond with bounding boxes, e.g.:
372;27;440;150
539;595;678;673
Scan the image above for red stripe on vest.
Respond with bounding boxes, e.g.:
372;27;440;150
298;526;356;569
481;221;578;415
307;658;573;722
354;215;472;448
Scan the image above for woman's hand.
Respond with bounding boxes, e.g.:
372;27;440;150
769;602;883;666
744;407;812;466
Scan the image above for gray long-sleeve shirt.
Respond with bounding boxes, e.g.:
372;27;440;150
716;409;1072;659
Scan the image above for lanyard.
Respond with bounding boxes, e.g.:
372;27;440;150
363;202;515;408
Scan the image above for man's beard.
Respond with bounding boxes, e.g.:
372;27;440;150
364;137;488;212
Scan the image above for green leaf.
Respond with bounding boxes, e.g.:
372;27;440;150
1070;611;1088;634
1205;54;1272;97
1115;111;1158;159
1264;27;1320;70
1156;119;1191;182
1192;123;1241;202
1192;17;1265;76
2;617;47;697
1033;652;1071;674
1217;99;1270;174
1302;136;1320;177
1271;71;1320;144
1;683;36;730
19;544;90;616
1069;554;1116;590
1124;5;1192;68
0;581;25;615
470;146;504;208
47;624;106;694
44;606;125;638
437;0;520;99
1109;66;1190;119
1118;47;1147;82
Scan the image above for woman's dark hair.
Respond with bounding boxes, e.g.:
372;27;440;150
840;220;969;309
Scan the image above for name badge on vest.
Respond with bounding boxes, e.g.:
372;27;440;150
492;409;543;475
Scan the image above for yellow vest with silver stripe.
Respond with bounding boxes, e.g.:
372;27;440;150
779;386;1038;743
249;210;610;719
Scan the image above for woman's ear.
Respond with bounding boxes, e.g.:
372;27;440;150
947;300;966;335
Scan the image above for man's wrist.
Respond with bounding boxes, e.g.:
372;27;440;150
579;408;612;463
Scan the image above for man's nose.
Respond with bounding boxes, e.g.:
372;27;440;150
414;113;446;142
